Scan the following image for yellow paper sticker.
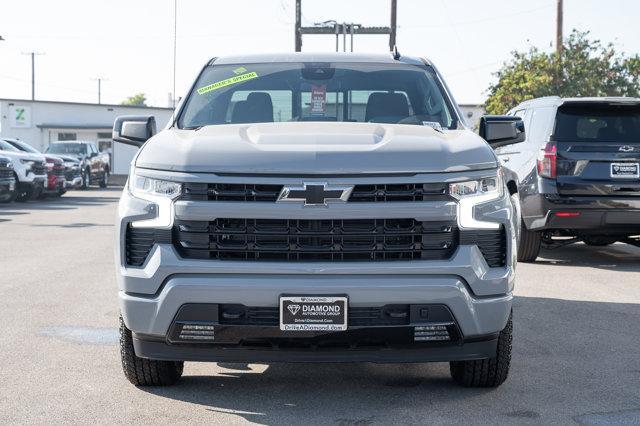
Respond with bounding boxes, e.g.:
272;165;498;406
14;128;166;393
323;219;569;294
197;72;258;95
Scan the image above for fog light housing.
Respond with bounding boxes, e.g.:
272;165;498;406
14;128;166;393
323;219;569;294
414;323;453;342
178;323;216;341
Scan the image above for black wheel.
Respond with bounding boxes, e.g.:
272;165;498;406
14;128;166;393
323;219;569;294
81;168;90;189
119;316;183;386
517;220;541;262
0;181;16;203
99;169;109;188
582;236;617;246
450;312;512;388
16;184;33;202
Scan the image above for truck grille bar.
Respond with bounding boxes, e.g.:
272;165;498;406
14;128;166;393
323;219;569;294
173;218;458;262
180;183;449;202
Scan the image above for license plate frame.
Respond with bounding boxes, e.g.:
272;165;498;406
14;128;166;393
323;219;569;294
610;163;639;179
279;295;348;331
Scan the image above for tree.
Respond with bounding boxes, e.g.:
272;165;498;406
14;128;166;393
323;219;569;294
121;93;147;106
485;30;640;114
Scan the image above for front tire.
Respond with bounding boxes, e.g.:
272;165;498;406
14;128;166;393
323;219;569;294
81;168;90;190
450;312;512;388
119;316;183;386
99;169;109;188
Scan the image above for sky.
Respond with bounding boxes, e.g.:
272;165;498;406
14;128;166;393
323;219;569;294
0;0;639;107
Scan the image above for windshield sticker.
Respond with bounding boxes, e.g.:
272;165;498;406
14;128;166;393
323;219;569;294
310;85;327;115
233;66;248;75
422;121;443;131
197;71;258;95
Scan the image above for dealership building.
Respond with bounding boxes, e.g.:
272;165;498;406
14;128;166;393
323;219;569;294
0;99;173;176
0;98;485;177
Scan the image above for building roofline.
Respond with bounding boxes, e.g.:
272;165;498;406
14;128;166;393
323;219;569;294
0;98;173;110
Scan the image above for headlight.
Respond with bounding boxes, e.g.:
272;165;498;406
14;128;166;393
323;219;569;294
128;168;182;229
449;176;503;200
129;171;182;200
6;162;13;169
450;174;504;229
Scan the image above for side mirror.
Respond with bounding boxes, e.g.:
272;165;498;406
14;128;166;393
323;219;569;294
479;115;525;149
89;152;97;158
112;115;156;148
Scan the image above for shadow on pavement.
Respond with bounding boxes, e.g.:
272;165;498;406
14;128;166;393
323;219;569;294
140;295;640;423
0;188;121;222
537;242;640;272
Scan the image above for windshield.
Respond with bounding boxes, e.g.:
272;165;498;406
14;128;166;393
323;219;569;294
555;104;640;142
179;62;458;129
0;140;20;152
47;143;86;155
8;140;40;153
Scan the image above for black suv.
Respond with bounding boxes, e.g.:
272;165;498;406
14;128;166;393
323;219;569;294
498;96;640;261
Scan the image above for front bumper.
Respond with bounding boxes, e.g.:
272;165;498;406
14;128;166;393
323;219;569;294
116;170;516;361
64;176;82;189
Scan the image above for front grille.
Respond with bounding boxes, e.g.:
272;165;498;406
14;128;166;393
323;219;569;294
460;227;507;267
32;162;46;175
180;182;449;202
125;226;172;266
65;168;80;180
52;166;65;177
349;183;447;202
174;219;457;262
0;166;13;179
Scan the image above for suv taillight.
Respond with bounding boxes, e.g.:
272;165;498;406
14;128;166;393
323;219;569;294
537;141;557;178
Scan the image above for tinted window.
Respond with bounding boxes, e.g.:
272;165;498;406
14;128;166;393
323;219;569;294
554;105;640;142
179;62;458;129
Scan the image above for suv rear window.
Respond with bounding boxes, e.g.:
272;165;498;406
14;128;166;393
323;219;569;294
554;104;640;142
178;62;458;129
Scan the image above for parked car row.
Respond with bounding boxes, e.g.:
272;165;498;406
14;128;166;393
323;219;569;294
0;139;110;203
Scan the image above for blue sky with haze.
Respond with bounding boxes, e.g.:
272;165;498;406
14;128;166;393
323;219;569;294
0;0;638;107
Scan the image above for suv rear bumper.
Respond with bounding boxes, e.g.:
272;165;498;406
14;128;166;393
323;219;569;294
523;193;640;233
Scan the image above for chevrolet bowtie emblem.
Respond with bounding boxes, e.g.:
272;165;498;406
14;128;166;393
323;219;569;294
277;183;354;206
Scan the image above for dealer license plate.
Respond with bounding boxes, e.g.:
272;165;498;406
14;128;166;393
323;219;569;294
611;163;639;178
279;295;348;331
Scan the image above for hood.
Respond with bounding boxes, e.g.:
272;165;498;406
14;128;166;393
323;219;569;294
0;149;45;162
135;122;497;175
53;154;80;163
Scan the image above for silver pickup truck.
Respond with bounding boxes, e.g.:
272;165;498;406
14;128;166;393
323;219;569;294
113;53;525;388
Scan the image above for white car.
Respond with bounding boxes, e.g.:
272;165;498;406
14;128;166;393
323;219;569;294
0;139;47;201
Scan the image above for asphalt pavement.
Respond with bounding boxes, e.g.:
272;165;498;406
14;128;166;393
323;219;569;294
1;188;639;424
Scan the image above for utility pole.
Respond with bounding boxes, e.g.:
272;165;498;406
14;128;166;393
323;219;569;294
295;0;302;52
92;77;106;104
22;52;44;101
556;0;563;55
389;0;397;51
172;0;177;108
